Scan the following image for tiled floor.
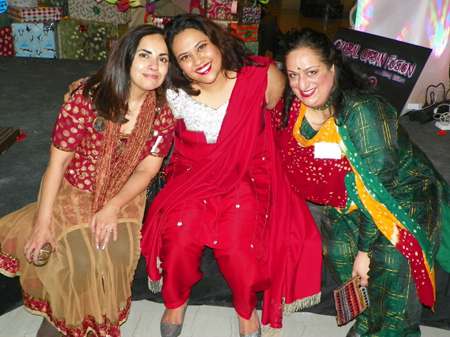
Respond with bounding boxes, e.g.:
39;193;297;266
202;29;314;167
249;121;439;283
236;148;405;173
1;8;449;337
0;300;448;337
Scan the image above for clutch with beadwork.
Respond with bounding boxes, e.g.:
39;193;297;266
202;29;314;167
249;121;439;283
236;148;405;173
333;276;370;326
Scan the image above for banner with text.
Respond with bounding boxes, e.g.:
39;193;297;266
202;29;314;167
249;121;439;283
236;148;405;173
333;28;431;115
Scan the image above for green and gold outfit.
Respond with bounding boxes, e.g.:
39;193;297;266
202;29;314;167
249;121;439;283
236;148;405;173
272;91;450;336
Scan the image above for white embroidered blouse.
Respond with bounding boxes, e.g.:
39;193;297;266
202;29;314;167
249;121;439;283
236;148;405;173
166;88;229;144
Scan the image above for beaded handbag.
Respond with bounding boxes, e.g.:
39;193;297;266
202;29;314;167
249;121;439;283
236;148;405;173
333;276;370;326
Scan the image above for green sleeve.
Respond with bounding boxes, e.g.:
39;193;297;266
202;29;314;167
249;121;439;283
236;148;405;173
342;97;399;252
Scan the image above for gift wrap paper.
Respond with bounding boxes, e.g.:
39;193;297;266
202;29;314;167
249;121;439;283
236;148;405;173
68;0;131;24
39;0;69;17
56;19;128;61
0;26;15;56
0;12;10;28
190;0;235;21
172;0;191;13
12;22;56;58
245;41;258;55
7;5;62;23
241;6;261;23
152;16;174;29
8;0;38;9
229;23;258;42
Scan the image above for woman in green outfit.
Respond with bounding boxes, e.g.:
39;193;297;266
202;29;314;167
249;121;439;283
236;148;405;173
271;27;450;336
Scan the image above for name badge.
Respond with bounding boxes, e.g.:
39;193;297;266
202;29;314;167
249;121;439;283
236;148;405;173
314;142;342;159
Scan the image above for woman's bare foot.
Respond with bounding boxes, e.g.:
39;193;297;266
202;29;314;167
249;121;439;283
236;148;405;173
237;309;260;336
161;300;189;325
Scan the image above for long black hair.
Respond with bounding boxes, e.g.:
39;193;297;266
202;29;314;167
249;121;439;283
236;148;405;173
280;27;381;128
164;14;257;96
82;25;171;123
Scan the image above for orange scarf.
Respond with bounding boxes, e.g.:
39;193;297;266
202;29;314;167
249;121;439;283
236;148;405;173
91;90;157;214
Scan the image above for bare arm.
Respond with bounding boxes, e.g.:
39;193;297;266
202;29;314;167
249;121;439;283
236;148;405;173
265;64;286;110
25;146;75;264
92;154;164;249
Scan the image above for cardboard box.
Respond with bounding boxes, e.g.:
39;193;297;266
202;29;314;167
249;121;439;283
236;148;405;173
56;18;128;61
68;0;131;24
0;26;15;56
8;0;39;9
39;0;69;17
7;5;62;23
11;22;56;58
241;6;261;23
245;41;258;55
0;12;10;28
229;23;258;42
190;0;236;21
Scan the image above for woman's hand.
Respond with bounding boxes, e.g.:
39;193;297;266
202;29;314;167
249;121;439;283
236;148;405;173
90;202;121;250
24;146;74;265
352;251;371;287
90;155;164;250
63;78;86;102
24;222;56;265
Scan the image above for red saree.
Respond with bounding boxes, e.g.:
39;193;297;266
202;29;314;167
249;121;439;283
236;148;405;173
141;56;322;330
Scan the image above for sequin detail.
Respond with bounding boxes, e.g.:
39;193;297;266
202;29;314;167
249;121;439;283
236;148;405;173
166;88;228;144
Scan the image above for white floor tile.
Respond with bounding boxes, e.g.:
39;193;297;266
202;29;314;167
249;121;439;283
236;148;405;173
0;301;448;337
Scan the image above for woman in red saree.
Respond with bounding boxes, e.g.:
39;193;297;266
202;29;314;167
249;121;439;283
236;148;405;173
140;14;323;337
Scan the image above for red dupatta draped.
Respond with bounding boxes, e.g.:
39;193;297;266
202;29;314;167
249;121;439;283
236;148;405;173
261;106;322;330
141;56;322;329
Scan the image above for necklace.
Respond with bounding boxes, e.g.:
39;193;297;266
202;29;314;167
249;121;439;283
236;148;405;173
293;104;340;146
311;97;333;111
305;105;333;129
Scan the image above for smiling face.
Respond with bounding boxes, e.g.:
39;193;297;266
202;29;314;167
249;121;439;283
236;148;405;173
129;34;169;97
171;28;223;86
286;47;335;108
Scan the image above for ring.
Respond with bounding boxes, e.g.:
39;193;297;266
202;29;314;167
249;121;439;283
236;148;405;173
106;230;113;233
26;246;30;250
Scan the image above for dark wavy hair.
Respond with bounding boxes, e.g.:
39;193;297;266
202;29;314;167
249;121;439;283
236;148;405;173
280;27;381;128
164;14;257;96
82;25;171;123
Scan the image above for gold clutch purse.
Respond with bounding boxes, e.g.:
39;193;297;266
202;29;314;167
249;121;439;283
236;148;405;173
333;276;370;326
33;243;52;267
